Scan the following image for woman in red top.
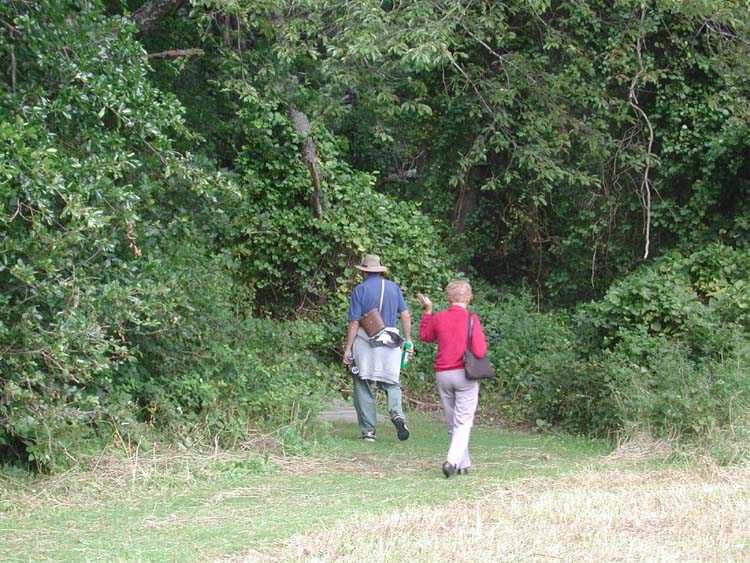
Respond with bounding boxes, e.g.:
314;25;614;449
417;281;487;478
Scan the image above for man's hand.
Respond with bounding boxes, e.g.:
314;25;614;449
404;340;415;358
342;348;353;366
343;320;359;366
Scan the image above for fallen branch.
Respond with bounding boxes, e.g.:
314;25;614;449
146;48;204;60
405;396;441;410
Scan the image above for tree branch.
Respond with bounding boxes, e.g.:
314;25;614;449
0;18;16;33
9;44;15;94
146;48;204;60
290;107;324;220
628;6;655;260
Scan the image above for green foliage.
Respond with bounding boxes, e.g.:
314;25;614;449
4;0;750;469
472;245;750;438
110;243;328;437
570;244;750;436
315;0;644;298
472;287;615;433
0;0;330;470
0;1;197;468
579;244;750;355
301;0;750;306
581;261;712;353
603;333;748;438
164;4;458;318
234;136;453;315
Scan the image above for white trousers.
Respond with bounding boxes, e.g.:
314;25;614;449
436;369;479;469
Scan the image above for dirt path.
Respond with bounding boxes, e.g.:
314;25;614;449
317;398;388;423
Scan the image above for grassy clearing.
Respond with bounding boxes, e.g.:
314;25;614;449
0;409;689;562
247;465;750;563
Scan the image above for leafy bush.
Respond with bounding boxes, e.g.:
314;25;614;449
579;244;750;357
228;102;455;317
0;1;330;470
580;260;711;351
465;247;750;439
600;332;750;439
110;243;329;435
475;287;612;432
570;244;750;437
0;2;199;468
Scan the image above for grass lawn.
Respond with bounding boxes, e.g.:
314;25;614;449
0;409;665;562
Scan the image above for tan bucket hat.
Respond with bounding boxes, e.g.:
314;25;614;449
355;254;388;273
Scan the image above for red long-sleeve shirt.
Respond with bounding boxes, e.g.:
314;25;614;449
419;305;488;371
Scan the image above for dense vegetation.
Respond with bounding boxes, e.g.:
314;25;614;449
2;0;750;470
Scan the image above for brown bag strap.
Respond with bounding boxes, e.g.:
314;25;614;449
466;309;473;351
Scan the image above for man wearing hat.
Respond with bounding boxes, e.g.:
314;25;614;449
343;254;412;442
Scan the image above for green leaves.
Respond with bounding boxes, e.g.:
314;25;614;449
4;0;750;468
0;0;243;469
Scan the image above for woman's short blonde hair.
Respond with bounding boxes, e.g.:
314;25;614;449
445;280;472;305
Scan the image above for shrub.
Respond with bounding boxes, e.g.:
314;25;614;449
600;331;750;439
466;258;750;439
481;288;616;433
571;244;750;438
230;109;455;318
0;1;330;470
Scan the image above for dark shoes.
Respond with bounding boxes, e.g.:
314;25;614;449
362;417;409;443
442;461;456;478
442;463;469;477
392;416;410;441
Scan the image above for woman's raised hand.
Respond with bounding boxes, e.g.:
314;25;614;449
416;293;432;312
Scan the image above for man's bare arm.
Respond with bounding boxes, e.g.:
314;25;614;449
400;310;412;342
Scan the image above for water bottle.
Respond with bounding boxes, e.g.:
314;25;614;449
346;353;360;376
401;341;412;369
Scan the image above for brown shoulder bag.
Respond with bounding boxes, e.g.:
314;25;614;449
359;279;386;337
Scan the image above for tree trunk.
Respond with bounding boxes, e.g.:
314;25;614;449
452;131;491;233
452;167;483;233
289;107;323;220
133;0;186;32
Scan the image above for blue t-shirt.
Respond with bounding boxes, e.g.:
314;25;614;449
348;275;408;328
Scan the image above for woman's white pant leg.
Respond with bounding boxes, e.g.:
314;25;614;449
437;370;479;468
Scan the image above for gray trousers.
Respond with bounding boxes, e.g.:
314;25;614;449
436;369;479;469
352;375;404;435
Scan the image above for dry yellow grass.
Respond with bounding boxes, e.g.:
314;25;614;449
223;464;750;563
